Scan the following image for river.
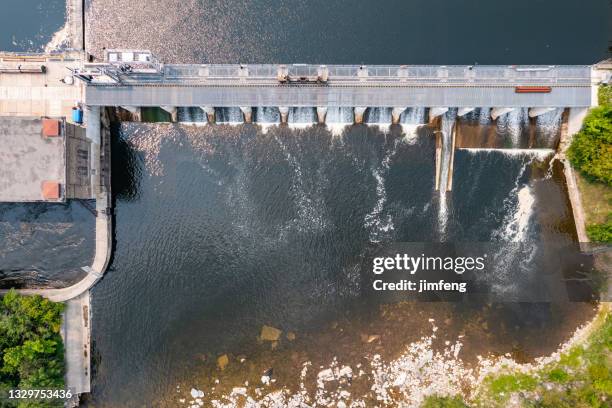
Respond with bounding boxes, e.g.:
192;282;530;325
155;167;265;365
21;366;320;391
0;0;609;406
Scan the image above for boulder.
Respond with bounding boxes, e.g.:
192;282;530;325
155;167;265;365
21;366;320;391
217;354;229;370
260;325;282;341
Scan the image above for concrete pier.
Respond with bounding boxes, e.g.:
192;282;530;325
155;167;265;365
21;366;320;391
434;132;442;191
457;107;475;117
161;105;178;122
391;107;406;124
316;106;327;124
491;107;514;120
200;106;215;123
429;107;448;122
120;105;141;121
528;107;556;118
446;122;457;191
354;107;367;124
279;106;289;124
240;106;252;123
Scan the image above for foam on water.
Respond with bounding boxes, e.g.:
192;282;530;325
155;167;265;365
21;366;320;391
459;148;554;159
496;108;529;147
364;137;401;243
400;107;427;124
215;107;244;125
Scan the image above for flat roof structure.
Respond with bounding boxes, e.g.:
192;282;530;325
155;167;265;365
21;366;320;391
0;116;66;202
0;51;84;118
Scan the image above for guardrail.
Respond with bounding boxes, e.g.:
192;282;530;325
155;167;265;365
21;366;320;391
83;63;592;86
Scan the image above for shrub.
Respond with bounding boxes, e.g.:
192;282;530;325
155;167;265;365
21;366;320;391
599;84;612;107
586;216;612;243
567;106;612;185
421;395;470;408
0;290;65;407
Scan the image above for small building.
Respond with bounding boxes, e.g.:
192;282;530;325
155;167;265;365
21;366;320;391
0;116;94;202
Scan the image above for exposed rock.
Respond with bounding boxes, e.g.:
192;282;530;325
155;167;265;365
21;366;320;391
317;368;335;383
217;354;229;370
190;388;204;398
338;365;353;378
260;325;282;341
367;334;381;343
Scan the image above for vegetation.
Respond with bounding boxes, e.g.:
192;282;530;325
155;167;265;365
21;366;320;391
0;290;65;407
568;85;612;243
421;395;470;408
421;308;612;408
567;105;612;185
586;218;612;243
599;84;612;107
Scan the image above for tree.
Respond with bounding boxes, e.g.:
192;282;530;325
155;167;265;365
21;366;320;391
0;290;65;407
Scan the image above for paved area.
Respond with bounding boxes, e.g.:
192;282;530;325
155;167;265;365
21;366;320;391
0;52;84;118
62;292;91;395
0;117;65;202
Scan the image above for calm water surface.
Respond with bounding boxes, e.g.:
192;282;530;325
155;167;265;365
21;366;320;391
0;0;65;52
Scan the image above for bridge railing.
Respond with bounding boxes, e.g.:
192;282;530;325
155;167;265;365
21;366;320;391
88;63;592;85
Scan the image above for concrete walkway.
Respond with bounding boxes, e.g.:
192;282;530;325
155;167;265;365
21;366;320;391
62;292;91;395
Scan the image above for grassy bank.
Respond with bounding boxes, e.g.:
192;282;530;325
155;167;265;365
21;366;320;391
568;85;612;243
0;290;65;407
422;306;611;408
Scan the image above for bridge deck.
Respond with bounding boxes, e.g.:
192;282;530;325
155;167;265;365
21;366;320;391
83;64;594;108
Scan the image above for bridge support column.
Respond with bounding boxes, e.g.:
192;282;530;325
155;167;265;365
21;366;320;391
200;106;215;124
316;107;328;124
391;107;406;125
457;107;475;117
491;107;514;121
240;106;253;123
528;107;556;118
120;106;141;121
84;106;101;145
354;107;367;124
429;107;448;123
161;106;178;122
567;108;589;136
279;107;289;124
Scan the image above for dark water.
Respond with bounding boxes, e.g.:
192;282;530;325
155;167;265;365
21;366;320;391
86;0;610;64
85;119;597;406
0;0;65;52
0;202;94;288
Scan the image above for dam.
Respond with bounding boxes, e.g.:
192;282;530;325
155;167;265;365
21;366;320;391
77;50;596;126
70;49;605;197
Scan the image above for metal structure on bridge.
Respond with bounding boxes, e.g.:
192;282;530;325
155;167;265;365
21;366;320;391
75;50;594;111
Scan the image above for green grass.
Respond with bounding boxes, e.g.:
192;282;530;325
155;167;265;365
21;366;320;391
421;395;470;408
475;309;611;407
422;308;612;408
586;218;612;243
